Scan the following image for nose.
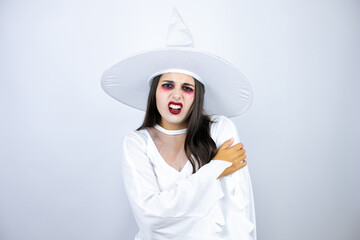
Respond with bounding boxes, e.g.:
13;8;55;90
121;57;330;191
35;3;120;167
171;85;182;101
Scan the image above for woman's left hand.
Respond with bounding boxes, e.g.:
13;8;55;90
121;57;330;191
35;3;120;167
215;139;247;179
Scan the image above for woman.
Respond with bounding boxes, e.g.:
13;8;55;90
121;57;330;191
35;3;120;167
111;72;256;240
101;9;256;239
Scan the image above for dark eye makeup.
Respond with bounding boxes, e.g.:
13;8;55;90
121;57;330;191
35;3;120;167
161;82;194;93
182;86;194;92
162;83;174;89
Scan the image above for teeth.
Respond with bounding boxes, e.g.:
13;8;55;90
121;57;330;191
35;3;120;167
169;104;181;110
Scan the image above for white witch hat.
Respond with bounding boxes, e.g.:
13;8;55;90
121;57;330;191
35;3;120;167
101;8;253;117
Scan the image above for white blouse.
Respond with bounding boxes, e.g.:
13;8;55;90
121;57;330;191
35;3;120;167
122;115;256;240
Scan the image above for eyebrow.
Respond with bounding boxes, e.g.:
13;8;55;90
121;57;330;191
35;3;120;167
161;80;195;87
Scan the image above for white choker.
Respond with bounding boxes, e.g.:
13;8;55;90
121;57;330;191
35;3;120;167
154;124;187;135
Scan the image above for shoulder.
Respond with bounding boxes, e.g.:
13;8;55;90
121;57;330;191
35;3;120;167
123;129;149;150
209;115;240;146
210;114;232;124
121;129;155;170
210;115;237;132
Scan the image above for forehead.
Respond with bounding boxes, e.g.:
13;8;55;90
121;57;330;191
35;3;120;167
159;72;195;85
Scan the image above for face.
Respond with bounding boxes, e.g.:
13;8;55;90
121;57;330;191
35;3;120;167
156;72;195;130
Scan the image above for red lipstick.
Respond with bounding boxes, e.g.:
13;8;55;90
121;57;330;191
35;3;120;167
168;101;183;115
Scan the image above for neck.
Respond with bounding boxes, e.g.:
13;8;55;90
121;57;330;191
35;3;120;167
159;119;187;130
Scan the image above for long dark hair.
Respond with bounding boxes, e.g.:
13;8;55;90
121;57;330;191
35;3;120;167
137;75;218;173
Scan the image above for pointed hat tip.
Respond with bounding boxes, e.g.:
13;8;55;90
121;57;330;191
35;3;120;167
166;8;194;47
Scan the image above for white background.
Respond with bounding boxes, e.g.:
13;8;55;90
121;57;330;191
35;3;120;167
1;0;359;239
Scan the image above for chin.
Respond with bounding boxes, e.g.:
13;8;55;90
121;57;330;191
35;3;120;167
166;116;186;124
161;113;188;126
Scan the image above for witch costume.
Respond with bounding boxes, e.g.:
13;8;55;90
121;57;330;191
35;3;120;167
101;9;256;240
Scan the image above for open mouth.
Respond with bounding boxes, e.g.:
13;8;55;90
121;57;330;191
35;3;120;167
168;101;183;114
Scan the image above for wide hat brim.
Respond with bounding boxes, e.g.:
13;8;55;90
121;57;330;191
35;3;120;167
101;47;253;117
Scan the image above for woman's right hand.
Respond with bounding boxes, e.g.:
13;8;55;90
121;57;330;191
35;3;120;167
213;138;247;179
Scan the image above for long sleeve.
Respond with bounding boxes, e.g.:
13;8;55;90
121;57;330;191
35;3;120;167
121;131;232;240
211;115;257;240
